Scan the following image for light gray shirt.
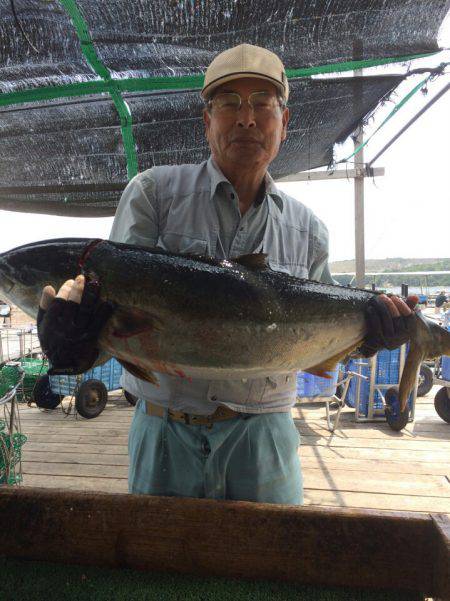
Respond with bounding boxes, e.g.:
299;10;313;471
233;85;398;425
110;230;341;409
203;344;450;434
109;157;333;414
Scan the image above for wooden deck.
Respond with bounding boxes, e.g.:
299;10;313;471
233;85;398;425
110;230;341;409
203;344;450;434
16;388;450;515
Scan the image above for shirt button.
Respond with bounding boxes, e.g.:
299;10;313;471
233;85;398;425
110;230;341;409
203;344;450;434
230;193;235;199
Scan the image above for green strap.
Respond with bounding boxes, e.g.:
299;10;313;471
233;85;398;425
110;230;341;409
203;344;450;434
341;73;433;163
0;50;439;109
59;0;138;179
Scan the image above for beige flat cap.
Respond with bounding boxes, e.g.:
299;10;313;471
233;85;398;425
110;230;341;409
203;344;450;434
201;43;289;101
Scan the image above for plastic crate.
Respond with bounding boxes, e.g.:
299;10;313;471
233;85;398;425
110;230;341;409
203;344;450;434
442;356;450;381
345;348;413;418
297;368;339;398
49;358;123;397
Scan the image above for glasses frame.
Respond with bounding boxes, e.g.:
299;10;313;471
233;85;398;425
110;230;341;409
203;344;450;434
207;91;286;114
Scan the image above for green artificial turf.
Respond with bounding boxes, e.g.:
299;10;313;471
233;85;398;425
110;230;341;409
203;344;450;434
0;557;423;601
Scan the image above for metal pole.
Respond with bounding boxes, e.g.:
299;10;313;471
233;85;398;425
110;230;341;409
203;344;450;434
368;83;449;168
354;68;365;288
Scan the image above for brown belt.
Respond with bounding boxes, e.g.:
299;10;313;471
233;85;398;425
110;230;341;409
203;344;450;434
145;401;241;426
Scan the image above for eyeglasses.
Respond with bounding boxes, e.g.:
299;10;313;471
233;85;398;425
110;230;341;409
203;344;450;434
207;91;284;114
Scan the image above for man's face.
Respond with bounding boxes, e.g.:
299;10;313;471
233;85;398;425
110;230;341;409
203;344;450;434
203;77;289;173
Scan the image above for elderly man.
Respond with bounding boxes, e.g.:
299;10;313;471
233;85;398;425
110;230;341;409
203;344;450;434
39;44;414;505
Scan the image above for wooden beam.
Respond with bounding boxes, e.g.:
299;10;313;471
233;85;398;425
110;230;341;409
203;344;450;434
0;487;448;596
276;167;384;182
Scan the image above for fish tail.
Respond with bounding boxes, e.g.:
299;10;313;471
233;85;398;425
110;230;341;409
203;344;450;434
399;345;424;411
399;313;450;410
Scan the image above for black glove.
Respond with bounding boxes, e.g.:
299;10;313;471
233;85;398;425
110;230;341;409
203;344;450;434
37;280;115;375
358;295;414;358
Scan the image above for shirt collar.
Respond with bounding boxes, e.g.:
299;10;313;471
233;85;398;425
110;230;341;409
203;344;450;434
207;156;284;212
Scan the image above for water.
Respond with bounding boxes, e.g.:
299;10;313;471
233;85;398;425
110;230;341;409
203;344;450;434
383;286;445;296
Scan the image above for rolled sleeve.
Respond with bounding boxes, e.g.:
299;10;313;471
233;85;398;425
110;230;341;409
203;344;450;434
109;170;159;246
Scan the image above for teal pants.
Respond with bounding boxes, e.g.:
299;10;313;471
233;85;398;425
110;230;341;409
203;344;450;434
128;400;303;505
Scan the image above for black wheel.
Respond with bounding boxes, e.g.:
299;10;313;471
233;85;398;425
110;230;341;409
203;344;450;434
75;379;108;419
384;386;410;431
123;389;138;406
434;387;450;423
417;364;433;397
32;374;63;410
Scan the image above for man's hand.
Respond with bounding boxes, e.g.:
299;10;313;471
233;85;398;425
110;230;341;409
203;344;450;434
359;294;418;357
37;275;114;375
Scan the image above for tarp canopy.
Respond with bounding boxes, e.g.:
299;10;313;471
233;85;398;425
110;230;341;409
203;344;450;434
0;0;448;216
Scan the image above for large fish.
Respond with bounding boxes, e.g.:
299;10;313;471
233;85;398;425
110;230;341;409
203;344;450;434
0;238;449;410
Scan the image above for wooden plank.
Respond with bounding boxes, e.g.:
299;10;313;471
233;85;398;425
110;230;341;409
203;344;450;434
431;514;450;600
20;463;450;499
302;467;450;498
22;433;129;445
0;487;438;595
22;474;128;493
24;442;127;455
23;430;450;447
19;421;450;441
300;457;450;477
303;489;450;514
21;450;129;466
298;445;450;464
22;462;128;479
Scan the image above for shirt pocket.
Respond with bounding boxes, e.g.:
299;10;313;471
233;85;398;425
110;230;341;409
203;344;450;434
157;232;208;255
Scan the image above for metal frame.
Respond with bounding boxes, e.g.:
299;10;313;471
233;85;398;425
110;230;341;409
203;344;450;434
353;345;417;423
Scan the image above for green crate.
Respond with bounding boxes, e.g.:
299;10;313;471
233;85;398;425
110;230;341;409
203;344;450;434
0;359;48;401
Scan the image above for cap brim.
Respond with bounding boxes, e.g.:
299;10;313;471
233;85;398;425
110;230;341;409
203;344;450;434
201;72;287;100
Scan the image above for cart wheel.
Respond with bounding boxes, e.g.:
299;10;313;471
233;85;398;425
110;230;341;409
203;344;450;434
384;387;409;431
123;389;138;406
417;364;433;397
434;387;450;423
32;374;63;410
75;379;108;419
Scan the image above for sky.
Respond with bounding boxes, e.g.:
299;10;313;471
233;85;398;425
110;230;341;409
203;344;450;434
0;27;449;263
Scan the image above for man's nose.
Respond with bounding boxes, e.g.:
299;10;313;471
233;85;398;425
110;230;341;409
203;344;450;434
236;102;256;128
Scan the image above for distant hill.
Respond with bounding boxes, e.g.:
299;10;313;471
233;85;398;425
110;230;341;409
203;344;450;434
330;258;450;273
330;258;450;287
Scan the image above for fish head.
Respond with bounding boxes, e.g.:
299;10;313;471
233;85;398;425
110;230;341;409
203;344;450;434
0;238;90;319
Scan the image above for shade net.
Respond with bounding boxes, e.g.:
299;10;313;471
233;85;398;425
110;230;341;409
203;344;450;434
0;0;448;216
1;0;448;92
0;75;402;216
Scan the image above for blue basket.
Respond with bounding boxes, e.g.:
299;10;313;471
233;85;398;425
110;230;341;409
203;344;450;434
296;368;339;398
442;356;450;381
49;358;123;397
346;348;413;418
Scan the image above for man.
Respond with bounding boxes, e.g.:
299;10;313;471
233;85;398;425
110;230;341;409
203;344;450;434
39;44;414;504
435;291;447;314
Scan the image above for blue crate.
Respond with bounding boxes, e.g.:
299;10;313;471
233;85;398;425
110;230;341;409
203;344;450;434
49;358;123;397
442;356;450;381
296;368;339;398
346;348;413;418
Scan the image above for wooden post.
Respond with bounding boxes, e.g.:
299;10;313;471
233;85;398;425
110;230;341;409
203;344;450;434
354;68;365;289
0;487;448;597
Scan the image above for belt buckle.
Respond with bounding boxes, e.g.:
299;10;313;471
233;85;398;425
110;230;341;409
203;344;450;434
182;412;191;425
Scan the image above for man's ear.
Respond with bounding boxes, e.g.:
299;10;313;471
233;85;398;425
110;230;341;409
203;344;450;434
203;108;211;141
281;107;289;142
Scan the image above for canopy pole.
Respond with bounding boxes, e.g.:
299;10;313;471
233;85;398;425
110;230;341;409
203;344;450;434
354;67;366;288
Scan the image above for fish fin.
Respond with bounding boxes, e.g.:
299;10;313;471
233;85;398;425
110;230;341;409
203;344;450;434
232;253;269;270
304;344;358;378
399;344;424;411
118;359;159;386
111;308;161;339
